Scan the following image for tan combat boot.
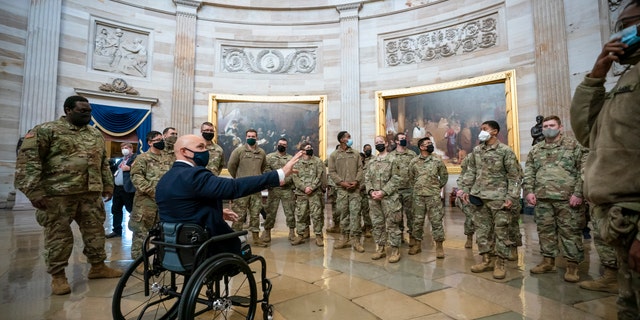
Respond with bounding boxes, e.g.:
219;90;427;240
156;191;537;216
252;232;268;247
351;237;365;253
388;247;401;263
507;246;518;261
303;227;310;239
260;228;272;243
315;234;324;247
51;271;71;295
371;244;386;260
493;257;507;279
579;266;619;293
364;226;373;238
288;228;296;241
470;253;495;273
530;257;556;274
435;241;445;259
290;234;305;246
408;235;416;248
408;240;422;255
88;262;123;279
564;261;580;283
464;234;473;249
326;225;341;233
333;234;350;249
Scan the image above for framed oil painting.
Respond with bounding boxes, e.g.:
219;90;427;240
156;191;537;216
375;70;520;174
209;94;327;170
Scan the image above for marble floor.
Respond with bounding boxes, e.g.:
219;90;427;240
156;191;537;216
0;203;618;320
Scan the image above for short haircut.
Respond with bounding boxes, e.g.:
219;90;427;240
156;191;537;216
418;137;431;146
120;142;133;148
201;122;214;129
337;131;348;142
299;141;311;150
542;115;562;126
63;95;89;112
162;127;176;135
482;120;500;133
394;133;406;141
278;137;288;143
246;128;257;136
363;144;371;149
146;131;162;142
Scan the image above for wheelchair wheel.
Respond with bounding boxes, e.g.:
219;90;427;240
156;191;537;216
179;254;257;320
112;248;185;320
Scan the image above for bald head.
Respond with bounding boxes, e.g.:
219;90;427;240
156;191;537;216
175;134;207;164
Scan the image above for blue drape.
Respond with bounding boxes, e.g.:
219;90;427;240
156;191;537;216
90;103;152;152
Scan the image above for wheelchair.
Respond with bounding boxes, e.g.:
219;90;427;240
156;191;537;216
112;222;274;320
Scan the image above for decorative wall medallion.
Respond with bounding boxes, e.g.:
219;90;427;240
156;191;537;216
383;14;498;67
221;46;317;74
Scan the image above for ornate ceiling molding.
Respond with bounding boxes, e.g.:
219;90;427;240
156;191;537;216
221;46;318;74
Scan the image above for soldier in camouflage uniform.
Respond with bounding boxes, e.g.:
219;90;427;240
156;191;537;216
14;95;122;295
457;154;476;249
329;131;364;252
360;144;373;237
326;145;341;233
200;122;225;176
579;210;619;293
263;138;296;243
162;127;178;164
408;137;448;258
507;164;524;261
227;129;268;247
291;142;326;246
389;133;418;245
129;131;172;261
457;120;522;280
365;136;403;262
523;116;587;282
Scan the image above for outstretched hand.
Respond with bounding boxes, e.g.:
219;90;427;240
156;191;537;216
281;151;304;177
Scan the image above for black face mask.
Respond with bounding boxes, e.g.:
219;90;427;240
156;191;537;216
364;150;372;157
186;148;209;167
67;111;92;127
305;149;313;156
399;139;407;147
202;132;214;141
426;145;435;153
277;145;286;153
375;144;386;152
152;140;165;150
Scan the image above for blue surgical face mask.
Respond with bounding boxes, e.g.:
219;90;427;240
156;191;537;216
346;139;353;147
185;148;209;167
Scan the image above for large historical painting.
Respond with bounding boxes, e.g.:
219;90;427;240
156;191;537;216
209;94;327;167
376;70;519;173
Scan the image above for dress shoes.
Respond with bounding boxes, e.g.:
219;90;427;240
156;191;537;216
105;232;122;239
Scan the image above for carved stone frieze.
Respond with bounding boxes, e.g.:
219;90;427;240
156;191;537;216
92;22;150;78
221;47;317;74
383;14;498;67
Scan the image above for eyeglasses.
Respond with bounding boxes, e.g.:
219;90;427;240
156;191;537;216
614;15;640;32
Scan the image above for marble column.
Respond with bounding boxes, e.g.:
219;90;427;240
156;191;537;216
14;0;63;211
531;0;572;123
337;3;362;147
171;0;202;135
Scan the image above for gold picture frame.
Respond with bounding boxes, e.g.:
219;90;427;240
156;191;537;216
209;94;327;174
375;70;519;174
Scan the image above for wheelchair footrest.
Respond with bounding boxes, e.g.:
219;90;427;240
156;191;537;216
230;295;252;307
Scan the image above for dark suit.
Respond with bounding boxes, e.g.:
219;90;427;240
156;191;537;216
156;161;280;255
110;154;136;235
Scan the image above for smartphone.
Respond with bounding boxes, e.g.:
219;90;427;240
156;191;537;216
610;24;640;60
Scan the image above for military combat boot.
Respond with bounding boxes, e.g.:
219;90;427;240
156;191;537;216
388;247;401;263
88;262;123;279
252;232;268;247
371;244;386;260
290;234;305;246
326;225;341;233
51;271;71;295
465;234;473;249
408;236;416;248
315;234;324;247
564;261;580;283
579;266;619;293
507;246;518;261
530;257;556;274
333;234;350;249
470;253;495;273
351;236;365;253
288;228;295;241
408;240;422;255
435;241;445;259
363;226;373;238
260;228;272;243
303;227;310;239
493;257;507;279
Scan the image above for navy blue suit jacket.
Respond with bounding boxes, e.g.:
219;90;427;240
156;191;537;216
156;161;280;254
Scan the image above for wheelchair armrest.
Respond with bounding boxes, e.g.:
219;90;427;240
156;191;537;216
200;230;248;247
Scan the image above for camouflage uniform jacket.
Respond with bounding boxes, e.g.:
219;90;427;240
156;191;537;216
205;142;225;176
409;154;448;197
266;151;293;188
14;117;113;200
227;144;266;178
459;141;522;202
292;156;325;196
365;153;402;196
328;147;363;187
130;151;170;200
389;149;417;189
523;135;587;200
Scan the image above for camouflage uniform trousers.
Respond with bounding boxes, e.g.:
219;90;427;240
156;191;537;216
264;187;296;230
472;200;513;258
294;192;324;236
335;188;362;237
509;200;523;247
456;197;476;236
589;207;618;269
398;188;413;234
128;196;159;260
328;186;339;225
231;192;263;233
412;195;445;242
369;193;403;247
36;193;107;275
594;205;640;320
534;199;584;262
361;189;372;229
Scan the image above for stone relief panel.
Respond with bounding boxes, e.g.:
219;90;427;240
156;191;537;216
92;22;150;78
221;46;317;74
383;13;498;67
